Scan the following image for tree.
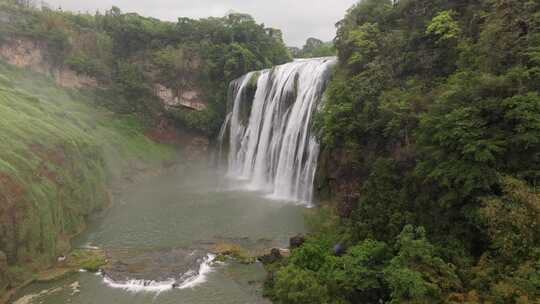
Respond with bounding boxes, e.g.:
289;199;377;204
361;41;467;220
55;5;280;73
426;10;460;43
273;265;330;304
152;45;195;93
352;159;410;241
335;240;391;302
303;38;324;52
296;38;336;58
383;226;461;303
344;23;382;68
113;61;150;113
479;176;540;262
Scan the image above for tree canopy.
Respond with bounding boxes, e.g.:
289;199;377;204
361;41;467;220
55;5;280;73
268;0;540;303
0;2;292;134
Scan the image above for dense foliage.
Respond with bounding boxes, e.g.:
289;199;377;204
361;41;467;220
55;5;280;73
289;37;337;58
0;1;291;134
267;0;540;303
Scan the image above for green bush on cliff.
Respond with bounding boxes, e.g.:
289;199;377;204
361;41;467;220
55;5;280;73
172;107;221;136
68;249;107;272
66;55;109;81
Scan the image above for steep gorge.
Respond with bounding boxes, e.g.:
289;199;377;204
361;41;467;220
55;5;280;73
0;2;294;300
6;0;539;303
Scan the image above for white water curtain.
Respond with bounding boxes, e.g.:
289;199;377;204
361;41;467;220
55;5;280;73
220;58;336;204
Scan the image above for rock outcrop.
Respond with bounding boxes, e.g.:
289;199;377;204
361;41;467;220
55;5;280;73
0;38;47;72
52;67;98;88
145;115;209;160
154;84;207;111
289;234;306;249
0;37;98;89
258;248;290;264
0;37;207;112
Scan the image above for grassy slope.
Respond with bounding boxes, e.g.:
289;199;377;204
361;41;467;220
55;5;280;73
0;62;175;291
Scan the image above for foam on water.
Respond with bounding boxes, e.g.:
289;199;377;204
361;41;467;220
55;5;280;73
102;254;216;293
176;254;215;289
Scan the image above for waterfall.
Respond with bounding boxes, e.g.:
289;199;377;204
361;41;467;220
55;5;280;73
219;57;336;204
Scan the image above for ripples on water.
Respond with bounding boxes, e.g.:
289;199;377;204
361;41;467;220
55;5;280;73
14;161;306;304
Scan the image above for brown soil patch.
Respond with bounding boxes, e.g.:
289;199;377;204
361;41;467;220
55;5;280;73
29;144;66;166
0;173;25;203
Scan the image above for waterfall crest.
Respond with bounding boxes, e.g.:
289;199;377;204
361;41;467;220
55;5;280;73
219;57;336;204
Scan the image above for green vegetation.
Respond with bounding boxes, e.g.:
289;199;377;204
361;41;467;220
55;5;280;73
2;0;539;302
0;1;291;134
267;0;540;303
35;249;107;283
66;249;107;272
0;0;292;296
289;38;336;58
0;61;174;292
214;243;256;264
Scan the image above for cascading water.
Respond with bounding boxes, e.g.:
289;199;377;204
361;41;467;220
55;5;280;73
219;57;336;204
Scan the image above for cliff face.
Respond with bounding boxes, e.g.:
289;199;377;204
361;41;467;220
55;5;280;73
0;38;46;72
0;37;99;89
154;84;207;111
0;37;209;113
315;147;364;216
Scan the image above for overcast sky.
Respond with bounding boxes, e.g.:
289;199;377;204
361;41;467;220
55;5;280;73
43;0;357;47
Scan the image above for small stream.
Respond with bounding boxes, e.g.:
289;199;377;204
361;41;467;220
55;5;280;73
14;160;307;304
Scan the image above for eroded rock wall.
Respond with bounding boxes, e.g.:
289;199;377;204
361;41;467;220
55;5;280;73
0;37;208;113
0;37;98;89
154;84;207;111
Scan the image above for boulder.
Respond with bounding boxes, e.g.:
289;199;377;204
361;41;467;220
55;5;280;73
333;243;347;256
289;234;306;249
278;248;291;258
258;248;282;265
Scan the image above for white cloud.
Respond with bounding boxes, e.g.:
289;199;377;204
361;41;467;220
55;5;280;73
44;0;357;46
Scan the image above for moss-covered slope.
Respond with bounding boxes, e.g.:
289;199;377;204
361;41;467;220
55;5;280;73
0;62;175;292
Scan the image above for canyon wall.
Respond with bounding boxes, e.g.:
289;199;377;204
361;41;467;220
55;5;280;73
0;36;208;113
0;37;99;89
154;84;207;111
